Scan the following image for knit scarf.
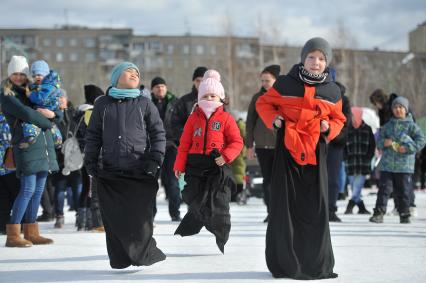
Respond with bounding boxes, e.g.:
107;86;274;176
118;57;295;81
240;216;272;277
298;64;328;85
108;87;141;99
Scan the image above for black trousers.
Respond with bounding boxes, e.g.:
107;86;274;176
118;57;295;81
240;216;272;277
327;146;343;213
0;172;20;232
159;146;181;218
376;171;412;214
255;148;274;213
39;175;55;216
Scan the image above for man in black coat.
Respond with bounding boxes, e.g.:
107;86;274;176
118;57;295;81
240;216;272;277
328;82;351;222
150;77;181;221
171;66;207;144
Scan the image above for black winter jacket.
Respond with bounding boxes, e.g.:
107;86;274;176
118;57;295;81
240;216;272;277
152;91;178;147
329;94;351;148
170;86;198;144
84;94;166;177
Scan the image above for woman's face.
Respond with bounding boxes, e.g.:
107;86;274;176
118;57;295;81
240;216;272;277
9;73;28;86
201;93;221;102
303;50;327;75
117;68;140;89
260;73;276;90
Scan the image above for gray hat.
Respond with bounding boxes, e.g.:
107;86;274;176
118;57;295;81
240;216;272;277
301;37;332;66
391;96;409;112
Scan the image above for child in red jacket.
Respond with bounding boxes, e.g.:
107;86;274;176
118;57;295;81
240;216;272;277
173;69;243;253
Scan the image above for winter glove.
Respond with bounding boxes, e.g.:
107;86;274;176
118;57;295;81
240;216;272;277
143;152;163;179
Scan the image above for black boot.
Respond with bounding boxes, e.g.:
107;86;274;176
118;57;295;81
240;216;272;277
329;212;342;222
369;208;384;223
400;212;411;224
357;200;371;215
77;208;86;231
344;200;356;214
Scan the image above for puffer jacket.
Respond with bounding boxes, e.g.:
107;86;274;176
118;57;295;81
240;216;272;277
0;112;13;175
152;91;178;147
0;80;60;176
377;114;426;173
174;106;243;172
84;93;166;176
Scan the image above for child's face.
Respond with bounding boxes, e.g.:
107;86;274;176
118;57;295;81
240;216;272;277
117;68;140;89
201;93;220;102
303;50;326;75
392;104;407;119
33;74;44;84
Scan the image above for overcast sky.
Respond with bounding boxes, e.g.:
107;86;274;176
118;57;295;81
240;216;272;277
0;0;424;51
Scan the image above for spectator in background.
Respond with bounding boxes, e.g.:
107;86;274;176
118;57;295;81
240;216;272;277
370;97;425;224
171;66;207;145
245;65;280;222
0;105;20;235
75;84;105;231
150;77;181;221
344;107;376;215
327;81;351;222
1;55;61;247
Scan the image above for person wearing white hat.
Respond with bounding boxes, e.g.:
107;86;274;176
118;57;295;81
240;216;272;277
0;55;60;248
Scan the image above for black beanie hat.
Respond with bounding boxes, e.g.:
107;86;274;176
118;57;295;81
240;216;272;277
151;77;166;89
301;37;332;66
262;64;281;79
84;84;104;105
192;66;208;81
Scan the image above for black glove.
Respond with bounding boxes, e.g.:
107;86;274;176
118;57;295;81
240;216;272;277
144;152;163;178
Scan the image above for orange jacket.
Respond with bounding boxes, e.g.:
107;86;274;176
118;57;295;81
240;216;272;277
256;65;346;165
174;106;243;172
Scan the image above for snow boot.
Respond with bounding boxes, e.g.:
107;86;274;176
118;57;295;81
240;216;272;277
54;215;64;229
23;223;53;245
344;200;356;214
357;200;371;214
5;224;32;247
369;208;384;223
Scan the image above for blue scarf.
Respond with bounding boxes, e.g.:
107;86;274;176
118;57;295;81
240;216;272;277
108;87;141;99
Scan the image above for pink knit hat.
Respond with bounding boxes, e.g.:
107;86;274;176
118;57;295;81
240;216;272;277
197;69;225;101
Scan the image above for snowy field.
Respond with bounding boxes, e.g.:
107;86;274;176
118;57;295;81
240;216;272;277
1;190;426;283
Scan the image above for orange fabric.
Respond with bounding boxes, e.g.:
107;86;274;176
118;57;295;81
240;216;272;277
256;86;346;165
174;106;243;172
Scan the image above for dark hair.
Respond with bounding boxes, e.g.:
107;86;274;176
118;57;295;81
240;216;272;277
369;89;388;105
335;81;346;95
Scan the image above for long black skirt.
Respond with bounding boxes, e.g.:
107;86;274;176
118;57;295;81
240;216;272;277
265;128;337;279
97;169;166;269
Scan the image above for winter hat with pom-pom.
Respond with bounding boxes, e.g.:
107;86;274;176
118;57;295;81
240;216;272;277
197;69;225;101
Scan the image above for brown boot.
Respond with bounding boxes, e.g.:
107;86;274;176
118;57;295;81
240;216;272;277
5;224;32;247
23;223;54;245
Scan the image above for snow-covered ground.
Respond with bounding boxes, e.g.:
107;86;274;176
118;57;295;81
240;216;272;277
1;190;426;283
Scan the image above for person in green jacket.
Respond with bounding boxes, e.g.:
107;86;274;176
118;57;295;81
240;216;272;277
370;96;426;224
1;56;61;248
231;116;247;204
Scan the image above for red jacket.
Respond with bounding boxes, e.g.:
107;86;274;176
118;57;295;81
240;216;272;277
256;65;346;166
174;106;243;172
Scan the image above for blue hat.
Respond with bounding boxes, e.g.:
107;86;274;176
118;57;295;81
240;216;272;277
31;60;50;77
110;62;140;87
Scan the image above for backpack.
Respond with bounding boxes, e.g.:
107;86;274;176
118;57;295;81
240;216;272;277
61;115;84;176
